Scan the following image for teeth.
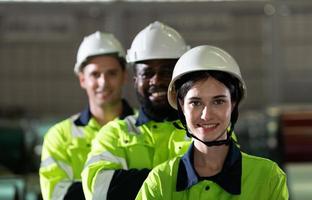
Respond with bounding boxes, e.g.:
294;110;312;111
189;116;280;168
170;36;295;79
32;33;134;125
202;124;217;128
151;91;166;97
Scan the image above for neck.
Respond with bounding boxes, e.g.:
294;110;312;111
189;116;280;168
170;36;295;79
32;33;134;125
142;105;178;122
90;100;123;126
193;142;229;177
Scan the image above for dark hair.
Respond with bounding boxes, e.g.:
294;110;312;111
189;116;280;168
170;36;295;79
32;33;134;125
176;70;242;104
175;70;243;128
81;53;126;72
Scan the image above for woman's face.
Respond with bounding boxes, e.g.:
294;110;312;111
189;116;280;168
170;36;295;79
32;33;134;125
180;77;234;143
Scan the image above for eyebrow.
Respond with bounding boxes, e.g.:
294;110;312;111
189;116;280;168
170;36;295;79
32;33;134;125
187;97;201;101
213;95;228;99
187;95;228;100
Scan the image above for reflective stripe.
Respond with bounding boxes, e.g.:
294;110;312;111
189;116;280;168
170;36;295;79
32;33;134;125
59;161;74;180
70;114;85;138
52;180;73;200
124;115;141;135
72;124;85;138
40;156;55;168
86;152;128;199
40;156;74;180
93;170;115;200
85;151;128;170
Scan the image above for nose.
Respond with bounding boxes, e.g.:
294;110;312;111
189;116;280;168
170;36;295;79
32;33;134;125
98;74;106;87
201;106;212;120
149;72;162;85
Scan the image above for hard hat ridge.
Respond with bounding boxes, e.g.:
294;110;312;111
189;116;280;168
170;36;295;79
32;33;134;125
74;31;125;74
126;21;190;63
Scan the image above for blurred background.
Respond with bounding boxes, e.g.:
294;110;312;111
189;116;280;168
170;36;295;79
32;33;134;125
0;0;311;199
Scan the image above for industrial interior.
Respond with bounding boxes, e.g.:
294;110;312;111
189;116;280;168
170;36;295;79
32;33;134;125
0;0;311;199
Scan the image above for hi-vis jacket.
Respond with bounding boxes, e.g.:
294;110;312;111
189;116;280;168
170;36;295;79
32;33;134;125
81;109;192;200
39;100;133;200
135;140;289;200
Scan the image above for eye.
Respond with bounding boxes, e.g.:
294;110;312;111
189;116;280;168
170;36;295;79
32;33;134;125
158;68;173;78
139;70;154;79
213;99;226;105
189;100;202;107
90;71;101;78
107;69;119;77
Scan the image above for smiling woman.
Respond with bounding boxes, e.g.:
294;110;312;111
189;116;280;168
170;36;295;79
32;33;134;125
180;73;234;148
135;45;289;200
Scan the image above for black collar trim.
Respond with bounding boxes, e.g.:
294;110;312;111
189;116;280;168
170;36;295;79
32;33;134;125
176;140;242;195
74;99;134;126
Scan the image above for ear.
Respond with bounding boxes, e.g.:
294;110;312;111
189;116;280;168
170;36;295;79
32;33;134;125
78;72;86;89
231;101;237;112
133;73;139;89
178;98;185;113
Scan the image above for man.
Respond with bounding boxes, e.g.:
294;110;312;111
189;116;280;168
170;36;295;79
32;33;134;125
39;31;134;200
81;21;191;200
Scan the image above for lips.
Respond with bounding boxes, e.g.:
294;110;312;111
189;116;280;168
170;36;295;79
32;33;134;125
200;124;218;128
148;86;167;100
197;123;219;131
96;90;111;98
151;91;166;98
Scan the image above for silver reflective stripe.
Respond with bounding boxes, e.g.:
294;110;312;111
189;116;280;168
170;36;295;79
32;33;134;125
72;125;85;138
70;114;85;138
40;156;55;168
52;180;73;200
92;170;115;200
86;152;127;199
59;161;74;180
124;115;141;135
40;156;74;180
85;151;128;170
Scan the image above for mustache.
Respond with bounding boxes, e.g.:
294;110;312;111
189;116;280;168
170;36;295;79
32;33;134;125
148;86;168;93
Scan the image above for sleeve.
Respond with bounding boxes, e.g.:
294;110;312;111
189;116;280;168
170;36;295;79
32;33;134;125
64;182;85;200
136;157;180;200
269;163;289;200
135;168;163;200
107;168;150;200
39;122;74;200
81;121;132;200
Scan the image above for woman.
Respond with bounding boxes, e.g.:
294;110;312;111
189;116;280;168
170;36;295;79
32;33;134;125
135;45;289;200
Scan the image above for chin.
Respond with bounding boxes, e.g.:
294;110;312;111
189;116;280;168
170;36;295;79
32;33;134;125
151;98;170;107
153;104;172;112
97;99;115;106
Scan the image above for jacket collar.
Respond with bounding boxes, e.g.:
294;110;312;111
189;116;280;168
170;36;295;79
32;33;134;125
135;107;179;126
176;140;242;195
74;99;134;126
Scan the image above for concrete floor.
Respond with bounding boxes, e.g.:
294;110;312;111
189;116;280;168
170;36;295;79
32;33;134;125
286;163;312;200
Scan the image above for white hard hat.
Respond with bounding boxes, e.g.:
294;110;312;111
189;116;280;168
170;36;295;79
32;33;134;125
168;45;247;109
126;21;189;63
74;31;125;74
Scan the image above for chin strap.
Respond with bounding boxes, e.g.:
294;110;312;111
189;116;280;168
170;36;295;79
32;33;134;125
186;129;232;147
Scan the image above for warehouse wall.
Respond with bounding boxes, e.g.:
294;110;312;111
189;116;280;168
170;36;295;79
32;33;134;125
0;1;311;118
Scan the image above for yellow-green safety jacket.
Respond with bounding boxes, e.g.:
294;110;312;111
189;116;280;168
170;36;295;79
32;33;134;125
136;140;289;200
39;100;133;200
81;108;192;200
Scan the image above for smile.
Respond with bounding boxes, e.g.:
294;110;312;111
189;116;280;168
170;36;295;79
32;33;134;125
151;91;166;98
198;123;218;129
